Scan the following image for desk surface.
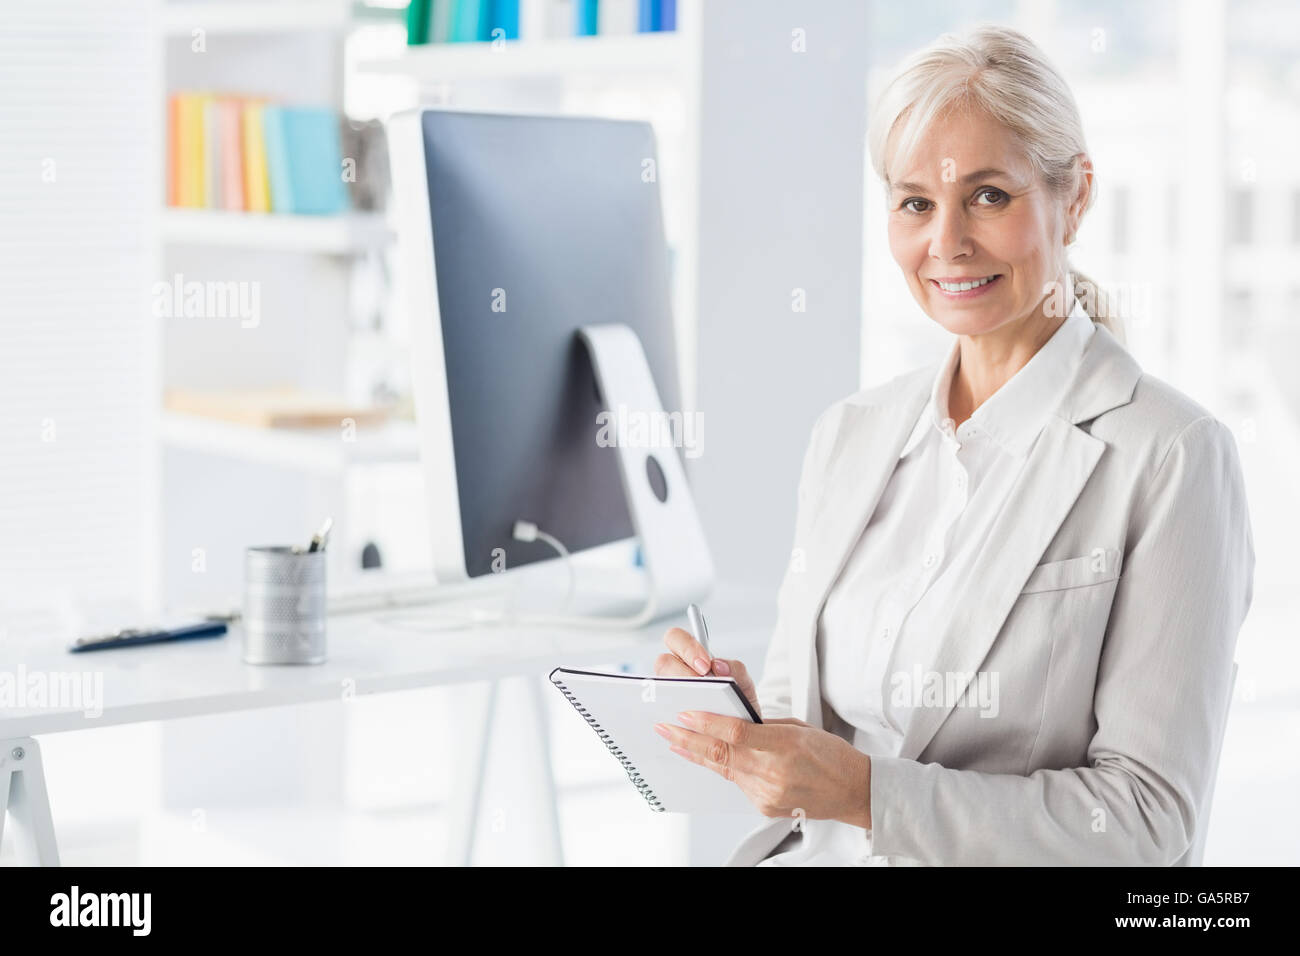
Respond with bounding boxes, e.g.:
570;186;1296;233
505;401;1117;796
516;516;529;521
0;582;775;737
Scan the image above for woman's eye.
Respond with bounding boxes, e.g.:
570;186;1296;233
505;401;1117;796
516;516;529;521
975;188;1007;206
901;198;930;213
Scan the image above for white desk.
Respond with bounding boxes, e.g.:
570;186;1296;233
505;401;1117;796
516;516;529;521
0;582;774;866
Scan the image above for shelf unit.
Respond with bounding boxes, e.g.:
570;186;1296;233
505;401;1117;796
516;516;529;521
160;208;391;254
160;412;419;475
154;1;703;604
158;0;354;35
151;0;389;841
356;29;688;81
157;0;401;613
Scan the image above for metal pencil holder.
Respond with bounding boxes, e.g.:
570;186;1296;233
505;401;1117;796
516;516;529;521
242;546;327;665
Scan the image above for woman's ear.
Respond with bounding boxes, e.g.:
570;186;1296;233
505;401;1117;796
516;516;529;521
1065;153;1094;241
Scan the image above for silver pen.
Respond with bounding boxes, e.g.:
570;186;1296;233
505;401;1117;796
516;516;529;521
687;602;710;657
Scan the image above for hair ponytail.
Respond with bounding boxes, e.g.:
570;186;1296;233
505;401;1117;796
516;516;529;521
1070;268;1124;344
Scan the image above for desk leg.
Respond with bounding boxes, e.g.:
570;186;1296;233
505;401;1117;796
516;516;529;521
446;680;498;866
526;677;564;866
0;737;60;866
444;679;566;866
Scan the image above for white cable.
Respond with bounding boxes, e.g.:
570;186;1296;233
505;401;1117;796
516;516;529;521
510;519;575;613
376;520;659;632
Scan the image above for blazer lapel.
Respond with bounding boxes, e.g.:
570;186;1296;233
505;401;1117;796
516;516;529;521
894;414;1103;759
791;380;931;727
897;327;1142;760
788;326;1143;743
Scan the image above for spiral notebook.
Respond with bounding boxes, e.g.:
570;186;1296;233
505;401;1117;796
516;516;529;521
549;666;762;813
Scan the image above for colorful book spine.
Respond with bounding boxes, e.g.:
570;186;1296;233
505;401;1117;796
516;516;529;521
218;99;245;211
167;94;181;206
203;98;221;209
262;106;295;214
175;94;206;208
452;0;491;41
406;0;430;44
278;108;348;215
659;0;675;30
429;0;455;43
490;0;520;40
241;101;271;213
637;0;659;32
575;0;597;36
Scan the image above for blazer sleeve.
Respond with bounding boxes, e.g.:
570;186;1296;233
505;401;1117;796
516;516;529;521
755;403;839;721
867;415;1256;865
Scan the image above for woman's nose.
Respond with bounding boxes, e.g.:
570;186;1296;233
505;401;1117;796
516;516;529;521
927;206;973;260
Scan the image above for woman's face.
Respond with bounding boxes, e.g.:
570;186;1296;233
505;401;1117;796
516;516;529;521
886;108;1075;339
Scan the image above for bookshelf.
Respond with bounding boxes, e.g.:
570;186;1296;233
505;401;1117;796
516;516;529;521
152;1;701;604
157;0;391;612
153;2;710;605
160;208;391;253
356;30;688;81
161;411;419;474
158;0;354;35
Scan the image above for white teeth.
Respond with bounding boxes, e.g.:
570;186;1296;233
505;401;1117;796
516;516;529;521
936;276;996;292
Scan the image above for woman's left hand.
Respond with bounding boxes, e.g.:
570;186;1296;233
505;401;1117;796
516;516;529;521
654;713;872;829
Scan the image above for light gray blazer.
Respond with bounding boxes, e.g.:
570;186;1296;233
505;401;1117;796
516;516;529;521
726;324;1255;866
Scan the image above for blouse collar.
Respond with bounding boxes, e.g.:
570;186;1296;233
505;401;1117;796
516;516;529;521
900;293;1095;460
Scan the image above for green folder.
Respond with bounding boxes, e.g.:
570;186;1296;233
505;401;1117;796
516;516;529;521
406;0;430;45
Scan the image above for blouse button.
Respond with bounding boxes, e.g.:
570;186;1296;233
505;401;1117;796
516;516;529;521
923;553;938;568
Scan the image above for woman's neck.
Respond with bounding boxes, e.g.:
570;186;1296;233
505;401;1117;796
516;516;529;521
946;292;1069;428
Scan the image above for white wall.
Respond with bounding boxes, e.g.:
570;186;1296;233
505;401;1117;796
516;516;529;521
0;0;159;619
688;0;870;864
691;0;869;600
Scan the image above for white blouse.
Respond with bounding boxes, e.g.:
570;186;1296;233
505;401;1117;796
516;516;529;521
758;298;1095;866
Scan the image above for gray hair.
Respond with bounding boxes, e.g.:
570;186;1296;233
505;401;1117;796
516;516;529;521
867;24;1122;343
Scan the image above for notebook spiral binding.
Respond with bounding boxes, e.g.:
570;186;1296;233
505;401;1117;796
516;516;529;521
551;675;665;812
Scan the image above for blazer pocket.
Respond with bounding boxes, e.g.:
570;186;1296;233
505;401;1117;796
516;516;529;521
1020;548;1123;594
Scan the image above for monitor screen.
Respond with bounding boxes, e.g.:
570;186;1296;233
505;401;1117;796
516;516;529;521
414;110;683;579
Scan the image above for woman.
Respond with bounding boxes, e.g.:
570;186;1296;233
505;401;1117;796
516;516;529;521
652;25;1254;866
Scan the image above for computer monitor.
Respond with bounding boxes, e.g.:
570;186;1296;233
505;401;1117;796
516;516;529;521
389;108;693;588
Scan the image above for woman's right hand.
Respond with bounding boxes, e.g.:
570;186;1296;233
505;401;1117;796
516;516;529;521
655;627;762;719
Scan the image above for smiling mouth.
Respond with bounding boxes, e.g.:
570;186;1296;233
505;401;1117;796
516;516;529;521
930;274;998;293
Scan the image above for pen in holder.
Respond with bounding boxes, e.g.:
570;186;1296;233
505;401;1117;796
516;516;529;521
242;545;327;665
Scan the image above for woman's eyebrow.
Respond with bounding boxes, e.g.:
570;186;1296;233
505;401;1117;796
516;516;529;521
891;167;1012;194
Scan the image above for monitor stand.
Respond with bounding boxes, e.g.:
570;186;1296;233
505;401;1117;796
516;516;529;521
575;323;714;624
330;324;714;632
